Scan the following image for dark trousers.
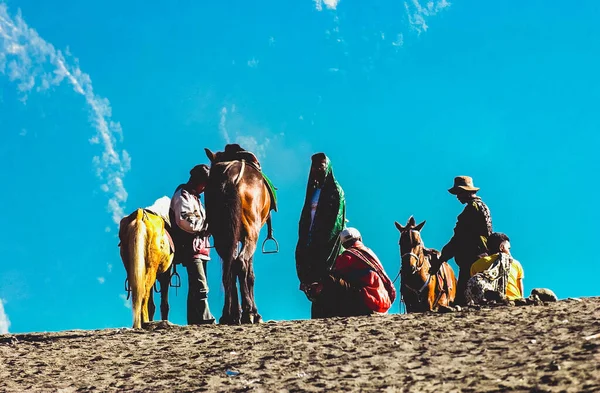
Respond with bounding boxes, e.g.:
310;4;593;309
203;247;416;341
312;284;371;318
455;257;479;306
185;259;215;325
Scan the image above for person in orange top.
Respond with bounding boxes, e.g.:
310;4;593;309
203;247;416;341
470;232;524;300
307;227;396;317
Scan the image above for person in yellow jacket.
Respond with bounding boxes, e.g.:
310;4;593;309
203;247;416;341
470;232;524;300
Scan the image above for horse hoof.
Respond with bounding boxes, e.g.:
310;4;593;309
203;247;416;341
241;313;252;324
241;312;263;324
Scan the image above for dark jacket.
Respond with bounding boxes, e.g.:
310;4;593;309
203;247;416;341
441;196;492;269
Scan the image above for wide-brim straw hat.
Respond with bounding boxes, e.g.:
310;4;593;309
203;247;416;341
448;176;480;194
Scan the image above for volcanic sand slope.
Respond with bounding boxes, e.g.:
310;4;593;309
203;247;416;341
1;298;599;392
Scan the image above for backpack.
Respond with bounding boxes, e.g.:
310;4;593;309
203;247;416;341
465;253;512;305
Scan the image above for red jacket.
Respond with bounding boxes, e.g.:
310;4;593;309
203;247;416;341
333;242;396;313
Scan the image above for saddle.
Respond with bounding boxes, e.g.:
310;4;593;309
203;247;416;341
436;262;454;293
215;145;278;212
142;208;175;254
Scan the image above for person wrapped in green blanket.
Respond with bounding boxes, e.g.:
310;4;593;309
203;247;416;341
295;153;346;318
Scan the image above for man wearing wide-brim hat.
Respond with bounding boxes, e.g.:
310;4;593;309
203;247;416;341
434;176;493;306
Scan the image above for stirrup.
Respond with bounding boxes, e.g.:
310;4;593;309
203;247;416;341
171;270;181;296
262;235;279;254
170;271;181;288
124;278;131;300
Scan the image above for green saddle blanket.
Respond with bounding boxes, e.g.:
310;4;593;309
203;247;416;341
262;173;278;212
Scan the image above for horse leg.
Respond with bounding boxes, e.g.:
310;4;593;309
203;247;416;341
220;253;241;325
157;268;171;321
245;256;261;323
148;285;156;321
238;235;261;324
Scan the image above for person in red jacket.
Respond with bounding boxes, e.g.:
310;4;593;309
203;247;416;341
308;227;396;317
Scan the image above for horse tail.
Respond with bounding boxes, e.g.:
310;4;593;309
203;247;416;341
128;208;147;329
206;168;242;290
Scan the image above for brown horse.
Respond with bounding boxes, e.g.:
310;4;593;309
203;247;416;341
204;145;272;324
395;216;457;312
119;209;174;328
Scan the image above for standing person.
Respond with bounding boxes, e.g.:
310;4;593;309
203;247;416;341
296;153;346;318
169;164;215;325
434;176;493;305
309;228;396;317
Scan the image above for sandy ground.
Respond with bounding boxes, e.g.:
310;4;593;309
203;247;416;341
1;297;599;392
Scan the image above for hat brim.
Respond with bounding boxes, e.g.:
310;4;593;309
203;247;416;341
448;186;480;195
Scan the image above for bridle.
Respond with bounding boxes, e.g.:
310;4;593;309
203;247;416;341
400;230;426;275
398;230;431;306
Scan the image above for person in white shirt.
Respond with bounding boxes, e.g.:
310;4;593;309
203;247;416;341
169;164;215;325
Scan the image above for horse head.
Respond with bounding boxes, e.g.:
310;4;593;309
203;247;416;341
394;216;426;275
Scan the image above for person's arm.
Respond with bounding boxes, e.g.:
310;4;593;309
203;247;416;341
439;233;456;263
517;261;525;297
517;278;524;298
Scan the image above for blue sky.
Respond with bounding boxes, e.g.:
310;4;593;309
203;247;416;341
1;0;599;334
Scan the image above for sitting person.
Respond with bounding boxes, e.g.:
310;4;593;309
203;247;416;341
308;227;396;317
468;232;524;302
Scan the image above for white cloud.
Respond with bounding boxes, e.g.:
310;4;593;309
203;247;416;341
19;128;26;136
219;106;231;143
0;299;10;334
328;67;339;72
97;277;105;284
236;135;270;161
247;58;259;68
404;0;450;34
315;0;340;11
119;294;131;309
392;33;404;47
217;105;271;160
324;0;340;10
107;263;113;273
268;36;275;46
0;4;130;224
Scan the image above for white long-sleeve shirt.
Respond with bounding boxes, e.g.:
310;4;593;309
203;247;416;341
170;187;205;234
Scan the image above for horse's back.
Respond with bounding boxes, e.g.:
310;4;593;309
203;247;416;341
209;160;270;218
119;209;172;267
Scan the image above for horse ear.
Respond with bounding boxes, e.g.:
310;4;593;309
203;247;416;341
204;148;215;163
408;216;416;227
415;220;426;232
395;221;404;231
